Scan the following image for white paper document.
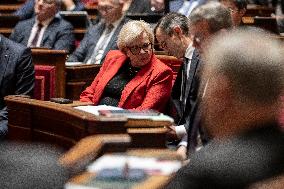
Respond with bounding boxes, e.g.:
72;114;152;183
74;105;174;122
87;154;182;176
74;105;123;116
65;62;84;66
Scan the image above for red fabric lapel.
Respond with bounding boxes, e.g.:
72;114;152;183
118;55;156;107
93;51;127;103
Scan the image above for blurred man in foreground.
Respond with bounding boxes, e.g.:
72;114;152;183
165;28;284;188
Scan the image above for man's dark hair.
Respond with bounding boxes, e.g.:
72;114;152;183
155;12;190;36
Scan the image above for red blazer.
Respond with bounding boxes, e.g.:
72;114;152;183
80;50;173;112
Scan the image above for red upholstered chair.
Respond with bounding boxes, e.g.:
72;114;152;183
156;54;183;85
34;65;56;100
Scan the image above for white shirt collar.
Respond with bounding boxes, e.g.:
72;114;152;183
184;42;194;60
35;16;54;27
103;16;123;29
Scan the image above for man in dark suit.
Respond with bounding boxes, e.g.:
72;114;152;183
67;0;127;64
10;0;75;53
14;0;85;21
165;28;284;189
155;6;232;159
155;13;202;159
0;35;35;139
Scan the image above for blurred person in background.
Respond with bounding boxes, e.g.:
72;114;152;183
10;0;75;52
67;0;128;64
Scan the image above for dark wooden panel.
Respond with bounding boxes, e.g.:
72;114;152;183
66;64;101;100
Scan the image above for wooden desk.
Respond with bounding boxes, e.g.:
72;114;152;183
242;16;279;34
66;64;101;100
32;48;68;98
0;4;22;14
85;5;98;19
5;96;127;149
74;28;86;41
64;148;180;189
5;96;170;149
0;0;25;4
245;4;275;17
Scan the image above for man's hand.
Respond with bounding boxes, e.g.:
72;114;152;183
176;145;187;161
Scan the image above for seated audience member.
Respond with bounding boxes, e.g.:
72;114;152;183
155;3;232;159
155;12;199;156
9;0;75;53
220;0;247;26
165;28;284;188
80;20;173;112
0;35;35;139
0;142;68;188
14;0;85;21
67;0;127;64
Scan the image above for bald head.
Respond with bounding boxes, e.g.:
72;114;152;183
202;28;284;138
205;28;284;105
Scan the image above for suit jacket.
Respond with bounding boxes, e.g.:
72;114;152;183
0;142;68;188
14;0;85;20
9;16;75;53
0;35;35;138
127;0;152;14
80;50;173;112
166;122;284;189
67;17;129;63
171;50;201;128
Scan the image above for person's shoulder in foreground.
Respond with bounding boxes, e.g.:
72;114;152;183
167;122;284;189
0;141;69;189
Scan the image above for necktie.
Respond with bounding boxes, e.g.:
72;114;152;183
30;23;43;47
87;24;114;64
182;58;188;109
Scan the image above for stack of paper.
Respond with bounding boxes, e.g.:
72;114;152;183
87;154;182;176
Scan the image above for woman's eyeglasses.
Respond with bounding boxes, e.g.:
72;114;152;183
128;43;152;55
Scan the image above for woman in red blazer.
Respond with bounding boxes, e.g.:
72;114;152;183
80;20;173;112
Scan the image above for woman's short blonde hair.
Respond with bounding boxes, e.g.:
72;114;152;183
117;20;154;53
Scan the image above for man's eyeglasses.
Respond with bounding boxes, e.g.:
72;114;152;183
128;43;152;55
